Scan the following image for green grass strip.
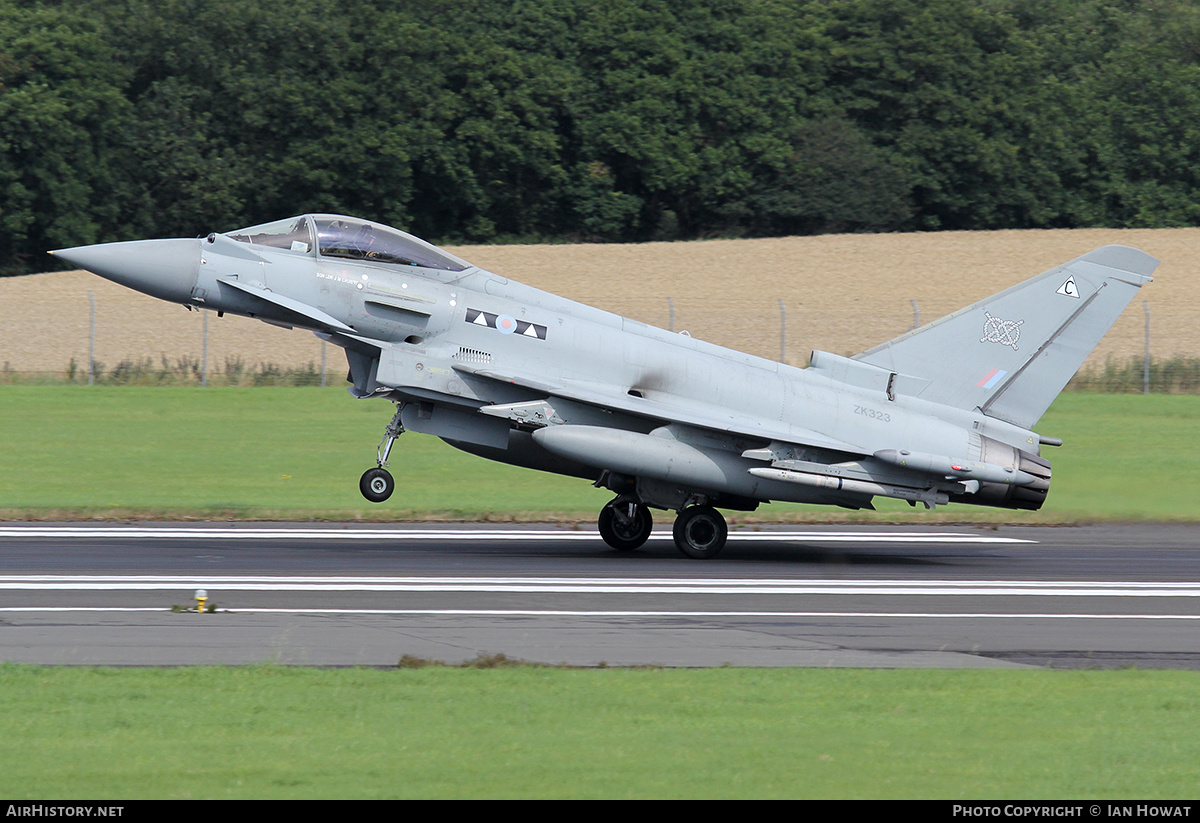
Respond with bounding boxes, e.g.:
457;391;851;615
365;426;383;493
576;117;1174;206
1;665;1198;799
1;386;1197;521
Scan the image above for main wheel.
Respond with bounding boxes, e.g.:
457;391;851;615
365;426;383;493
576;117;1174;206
359;467;395;503
598;499;653;551
672;506;728;559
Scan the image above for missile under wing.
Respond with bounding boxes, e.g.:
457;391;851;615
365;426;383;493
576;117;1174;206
52;215;1157;558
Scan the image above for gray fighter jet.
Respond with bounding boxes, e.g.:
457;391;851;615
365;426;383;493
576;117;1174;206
52;215;1157;558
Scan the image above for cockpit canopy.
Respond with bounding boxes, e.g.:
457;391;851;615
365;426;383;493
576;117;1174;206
223;215;470;272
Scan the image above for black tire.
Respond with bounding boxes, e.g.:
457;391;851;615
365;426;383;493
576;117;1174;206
672;506;727;559
598;499;653;551
359;467;395;503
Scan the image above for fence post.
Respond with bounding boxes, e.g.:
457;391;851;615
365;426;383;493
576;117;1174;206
87;291;95;386
1144;301;1151;394
321;340;327;387
910;299;920;331
667;297;675;333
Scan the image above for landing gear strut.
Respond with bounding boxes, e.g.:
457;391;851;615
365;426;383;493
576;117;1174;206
359;402;404;503
672;505;728;559
598;497;653;551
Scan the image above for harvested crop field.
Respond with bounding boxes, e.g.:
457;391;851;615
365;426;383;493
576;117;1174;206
2;227;1197;378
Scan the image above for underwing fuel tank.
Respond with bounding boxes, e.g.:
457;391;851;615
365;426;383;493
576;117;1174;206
532;425;732;491
530;424;814;505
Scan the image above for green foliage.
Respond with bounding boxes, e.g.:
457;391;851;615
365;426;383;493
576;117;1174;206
0;2;133;271
5;0;1200;273
0;357;326;386
1068;356;1200;394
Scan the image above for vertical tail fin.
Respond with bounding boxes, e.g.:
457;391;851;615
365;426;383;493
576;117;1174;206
853;245;1157;428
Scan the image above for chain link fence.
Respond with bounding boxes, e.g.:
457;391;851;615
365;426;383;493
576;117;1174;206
3;286;1196;392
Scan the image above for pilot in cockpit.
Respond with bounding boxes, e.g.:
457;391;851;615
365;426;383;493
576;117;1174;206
351;223;381;258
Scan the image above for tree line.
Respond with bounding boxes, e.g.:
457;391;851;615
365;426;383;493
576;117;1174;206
3;0;1199;275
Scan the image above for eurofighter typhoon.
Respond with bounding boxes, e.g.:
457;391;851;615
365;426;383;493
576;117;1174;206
52;216;1156;558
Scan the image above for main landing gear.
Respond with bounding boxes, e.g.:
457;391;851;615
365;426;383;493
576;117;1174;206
360;402;404;503
597;497;729;559
672;505;728;560
598;498;653;551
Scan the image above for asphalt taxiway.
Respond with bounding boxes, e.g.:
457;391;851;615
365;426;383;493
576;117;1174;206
1;522;1198;668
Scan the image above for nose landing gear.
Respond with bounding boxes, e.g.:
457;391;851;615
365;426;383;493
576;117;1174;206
359;402;404;503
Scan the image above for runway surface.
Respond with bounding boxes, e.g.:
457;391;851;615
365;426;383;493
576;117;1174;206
1;522;1198;668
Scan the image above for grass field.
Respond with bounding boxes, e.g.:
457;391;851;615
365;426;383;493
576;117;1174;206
1;664;1198;799
0;386;1197;521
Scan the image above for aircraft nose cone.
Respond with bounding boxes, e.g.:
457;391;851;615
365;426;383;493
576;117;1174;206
51;238;201;303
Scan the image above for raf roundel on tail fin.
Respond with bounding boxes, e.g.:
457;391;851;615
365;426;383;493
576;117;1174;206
853;245;1158;429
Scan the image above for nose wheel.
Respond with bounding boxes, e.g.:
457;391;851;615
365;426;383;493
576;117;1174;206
360;467;395;502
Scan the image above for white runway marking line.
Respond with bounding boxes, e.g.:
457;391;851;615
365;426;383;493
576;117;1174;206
0;526;1033;544
3;576;1200;597
2;607;1199;621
